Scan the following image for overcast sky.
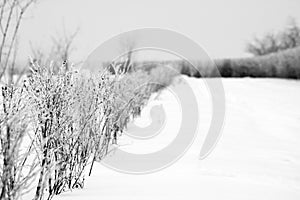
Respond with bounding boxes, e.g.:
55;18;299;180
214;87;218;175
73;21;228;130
18;0;300;63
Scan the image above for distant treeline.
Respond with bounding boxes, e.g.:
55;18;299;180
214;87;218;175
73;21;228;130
135;46;300;79
215;47;300;79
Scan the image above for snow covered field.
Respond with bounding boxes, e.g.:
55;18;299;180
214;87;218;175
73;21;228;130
56;77;300;200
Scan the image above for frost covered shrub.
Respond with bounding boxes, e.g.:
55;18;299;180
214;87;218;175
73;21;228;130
25;64;80;200
112;71;152;128
24;64;100;199
6;61;162;200
0;84;39;200
148;66;178;90
88;69;159;174
0;58;171;200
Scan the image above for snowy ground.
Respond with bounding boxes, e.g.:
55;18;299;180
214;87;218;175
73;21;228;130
56;77;300;200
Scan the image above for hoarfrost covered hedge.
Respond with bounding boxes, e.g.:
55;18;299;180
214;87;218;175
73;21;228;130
0;62;175;200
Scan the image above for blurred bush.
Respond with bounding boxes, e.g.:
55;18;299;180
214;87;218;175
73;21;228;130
246;18;300;56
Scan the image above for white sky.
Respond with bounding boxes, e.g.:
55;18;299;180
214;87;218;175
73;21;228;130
18;0;300;62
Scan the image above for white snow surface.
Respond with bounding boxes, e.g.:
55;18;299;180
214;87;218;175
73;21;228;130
55;77;300;200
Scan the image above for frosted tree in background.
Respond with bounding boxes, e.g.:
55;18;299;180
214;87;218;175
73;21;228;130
0;0;37;83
